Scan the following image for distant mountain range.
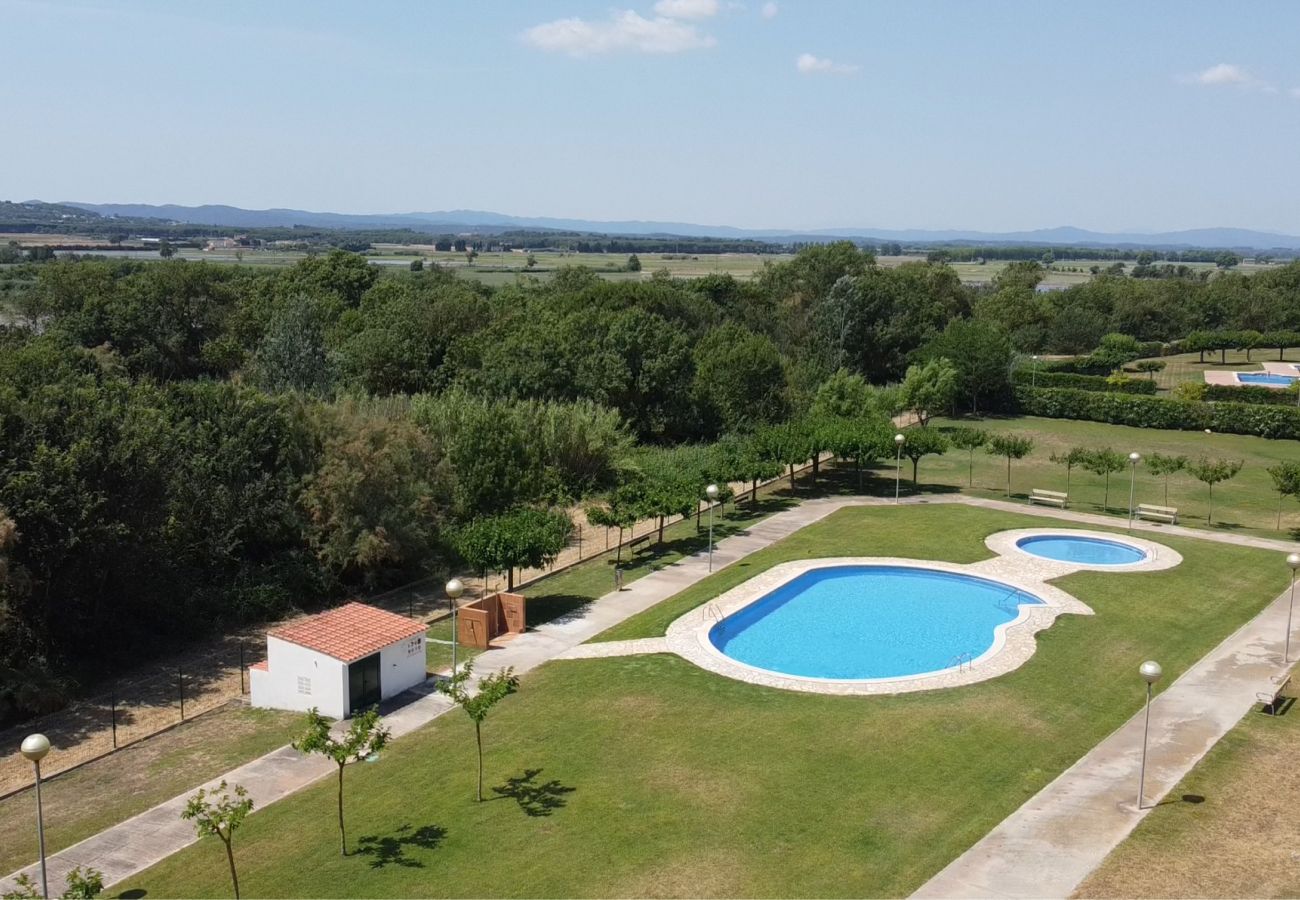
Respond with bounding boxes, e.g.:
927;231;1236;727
38;201;1300;250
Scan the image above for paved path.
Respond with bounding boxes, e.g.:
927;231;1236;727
0;496;847;893
5;494;1296;895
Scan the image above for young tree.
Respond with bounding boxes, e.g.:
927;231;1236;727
756;420;814;490
825;417;889;491
1145;453;1188;507
810;368;873;419
625;253;642;272
1267;462;1300;530
453;506;572;590
585;483;642;566
293;707;390;856
1186;457;1244;525
899;357;958;426
1081;447;1126;511
901;427;950;485
1048;446;1091;497
438;663;520;802
948;427;988;487
4;868;105;900
1134;359;1166;380
986;433;1035;498
182;781;253;899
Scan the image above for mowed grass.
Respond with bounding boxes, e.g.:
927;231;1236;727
926;415;1300;537
122;504;1289;898
1133;347;1300;392
0;704;301;874
1077;700;1300;898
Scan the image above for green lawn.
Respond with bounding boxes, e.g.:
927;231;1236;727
925;415;1300;537
0;705;301;875
121;504;1289;898
1133;347;1300;392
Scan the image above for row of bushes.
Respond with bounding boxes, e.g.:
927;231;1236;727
1015;386;1300;440
1013;369;1158;394
1204;383;1300;407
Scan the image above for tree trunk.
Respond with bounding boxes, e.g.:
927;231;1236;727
1278;494;1284;530
1208;484;1214;524
788;463;795;489
1221;348;1227;364
912;458;919;485
658;515;664;542
337;764;347;856
856;458;863;491
475;720;484;802
615;527;623;564
223;837;240;900
507;567;515;590
751;479;758;501
1199;350;1205;363
1065;466;1071;496
1005;456;1012;498
812;454;819;485
1164;475;1170;507
968;451;974;487
1103;473;1110;510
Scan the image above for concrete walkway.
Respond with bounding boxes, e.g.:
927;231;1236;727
0;495;847;893
5;494;1296;895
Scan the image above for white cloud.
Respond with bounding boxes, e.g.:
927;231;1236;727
1291;87;1300;99
796;52;857;75
1185;62;1276;93
653;0;719;19
760;1;778;19
1194;63;1252;86
524;10;716;56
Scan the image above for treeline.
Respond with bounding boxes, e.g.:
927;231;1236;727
4;244;1300;722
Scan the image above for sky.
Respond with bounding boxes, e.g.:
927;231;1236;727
6;0;1300;233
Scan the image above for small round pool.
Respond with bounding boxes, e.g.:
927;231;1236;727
1016;535;1147;565
708;565;1041;680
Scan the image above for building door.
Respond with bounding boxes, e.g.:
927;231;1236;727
348;653;381;715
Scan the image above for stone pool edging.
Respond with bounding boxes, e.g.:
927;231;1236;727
569;527;1181;697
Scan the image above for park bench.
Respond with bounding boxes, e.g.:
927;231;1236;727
1258;674;1292;715
1136;503;1179;524
1028;488;1068;508
627;534;651;554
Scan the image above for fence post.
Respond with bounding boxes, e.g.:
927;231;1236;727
578;524;583;560
110;686;118;749
178;665;185;721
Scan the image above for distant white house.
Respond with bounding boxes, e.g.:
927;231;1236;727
250;602;427;720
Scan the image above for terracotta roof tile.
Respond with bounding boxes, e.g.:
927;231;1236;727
268;602;426;663
249;660;268;671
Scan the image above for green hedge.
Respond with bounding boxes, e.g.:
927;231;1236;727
1015;387;1300;439
1012;370;1158;394
1204;383;1300;407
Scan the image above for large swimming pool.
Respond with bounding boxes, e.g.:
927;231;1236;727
1238;373;1297;386
1016;534;1147;565
708;565;1041;680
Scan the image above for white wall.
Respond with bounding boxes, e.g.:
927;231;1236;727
379;635;427;703
251;637;348;719
251;633;426;719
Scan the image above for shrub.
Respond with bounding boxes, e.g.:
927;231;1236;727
1015;386;1300;439
1204;383;1300;407
1011;369;1157;395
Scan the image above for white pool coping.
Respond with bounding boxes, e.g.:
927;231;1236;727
579;528;1183;696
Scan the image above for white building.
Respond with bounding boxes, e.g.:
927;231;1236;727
250;602;427;720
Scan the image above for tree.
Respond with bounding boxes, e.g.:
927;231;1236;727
917;320;1013;414
453;506;573;590
409;258;423;272
252;294;336;395
824;417;889;491
525;253;537;269
465;248;479;265
1048;447;1091;497
948;427;988;487
1081;448;1126;511
292;707;390;856
158;239;175;259
756;420;813;490
1215;251;1241;269
986;434;1035;498
810;368;872;419
625;253;642;272
585;485;641;565
692;324;789;435
1185;457;1244;525
900;427;949;485
438;663;519;802
182;781;253;899
1134;359;1165;380
1145;453;1188;506
1267;461;1300;530
1088;333;1142;371
4;868;104;900
899;357;958;426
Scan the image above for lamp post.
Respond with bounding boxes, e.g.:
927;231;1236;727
1127;452;1141;533
894;433;905;503
1137;660;1162;810
1031;355;1039;389
706;483;720;572
1285;553;1300;663
21;733;50;899
445;578;464;677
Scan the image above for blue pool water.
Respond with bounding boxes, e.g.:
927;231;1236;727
1016;535;1147;565
708;566;1041;680
1238;373;1297;386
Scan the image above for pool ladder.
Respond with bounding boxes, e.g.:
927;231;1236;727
705;603;723;624
949;651;975;672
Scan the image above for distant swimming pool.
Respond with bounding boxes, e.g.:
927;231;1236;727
707;565;1041;680
1238;373;1297;386
1016;535;1147;566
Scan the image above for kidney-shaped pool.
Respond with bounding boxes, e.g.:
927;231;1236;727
708;565;1042;681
